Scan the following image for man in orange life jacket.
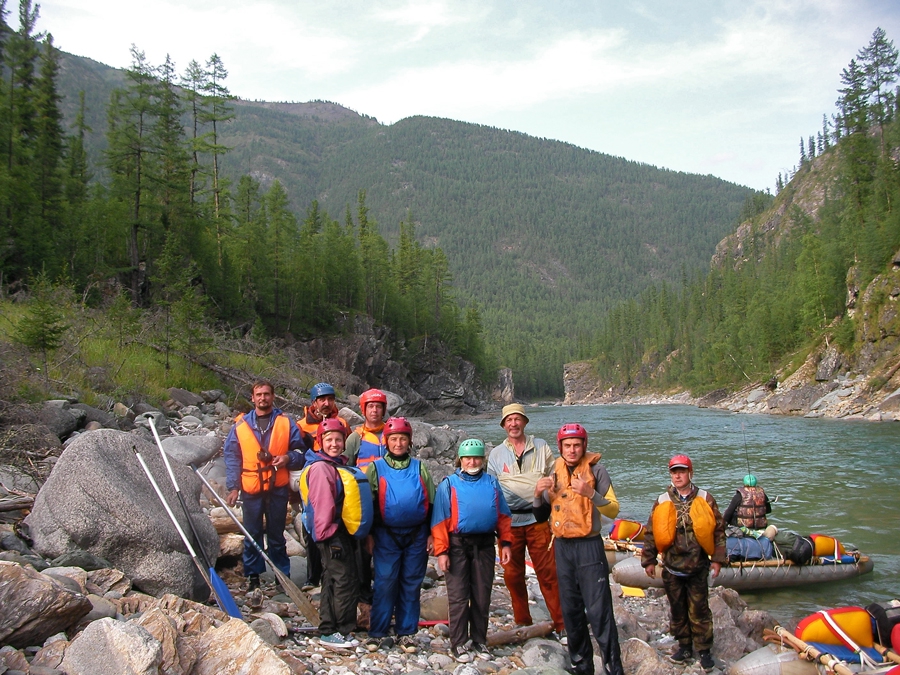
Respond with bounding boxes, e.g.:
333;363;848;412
224;380;304;590
641;455;726;672
533;424;624;675
344;388;388;603
295;382;350;587
297;382;350;450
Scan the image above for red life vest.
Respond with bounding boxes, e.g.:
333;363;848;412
235;413;291;494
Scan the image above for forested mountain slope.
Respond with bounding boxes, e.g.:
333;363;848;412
569;28;900;407
55;50;753;397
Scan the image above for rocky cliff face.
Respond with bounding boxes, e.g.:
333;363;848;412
294;314;492;418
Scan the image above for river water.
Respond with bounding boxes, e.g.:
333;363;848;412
452;404;899;621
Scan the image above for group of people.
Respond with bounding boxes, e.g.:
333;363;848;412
223;383;731;674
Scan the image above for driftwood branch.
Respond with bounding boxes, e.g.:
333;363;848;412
0;496;34;512
487;621;554;646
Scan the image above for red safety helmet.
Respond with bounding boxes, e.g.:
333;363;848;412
668;454;693;472
383;416;412;438
317;417;348;447
359;388;388;411
557;423;588;451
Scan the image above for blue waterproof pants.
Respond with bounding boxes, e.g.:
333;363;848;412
369;524;429;637
240;486;291;576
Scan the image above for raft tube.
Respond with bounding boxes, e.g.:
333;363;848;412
611;555;874;591
727;644;819;675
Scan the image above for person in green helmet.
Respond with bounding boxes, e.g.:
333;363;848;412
431;439;513;662
722;473;771;534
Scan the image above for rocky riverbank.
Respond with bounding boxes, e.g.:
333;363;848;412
1;387;776;674
563;344;900;422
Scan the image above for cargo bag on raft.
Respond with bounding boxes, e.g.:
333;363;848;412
726;535;774;562
609;519;645;542
796;606;883;665
867;600;900;652
772;529;814;565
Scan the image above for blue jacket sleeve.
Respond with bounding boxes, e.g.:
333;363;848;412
223;425;242;492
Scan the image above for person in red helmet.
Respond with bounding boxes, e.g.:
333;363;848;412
345;388;389;604
363;417;436;653
298;418;365;648
345;389;388;469
641;455;726;672
533;424;624;675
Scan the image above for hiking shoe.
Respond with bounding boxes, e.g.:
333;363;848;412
699;650;716;671
398;635;417;653
470;642;491;659
320;632;357;648
669;645;693;664
450;644;472;663
550;629;568;645
247;575;260;591
364;636;381;652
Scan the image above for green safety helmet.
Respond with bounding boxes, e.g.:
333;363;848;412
743;474;758;487
457;439;486;458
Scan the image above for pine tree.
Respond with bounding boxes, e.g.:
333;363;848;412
199;53;233;265
14;270;68;383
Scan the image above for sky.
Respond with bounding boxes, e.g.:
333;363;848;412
25;0;900;191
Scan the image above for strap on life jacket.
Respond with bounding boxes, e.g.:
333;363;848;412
817;610;880;669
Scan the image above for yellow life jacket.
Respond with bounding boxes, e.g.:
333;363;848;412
235;413;291;494
809;533;846;557
298;459;373;540
549;453;601;539
651;489;716;556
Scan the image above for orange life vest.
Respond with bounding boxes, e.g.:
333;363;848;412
651;489;716;556
549;452;601;539
297;408;349;450
235;413;291;493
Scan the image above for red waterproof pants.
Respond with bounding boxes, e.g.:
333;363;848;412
501;520;565;632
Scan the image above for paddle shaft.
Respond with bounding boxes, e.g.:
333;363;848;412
192;464;321;626
133;448;213;590
143;415;242;619
145;415;215;569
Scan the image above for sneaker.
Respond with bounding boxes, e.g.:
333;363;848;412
380;636;395;650
398;635;417;653
320;632;357;648
364;636;381;652
699;650;716;671
470;642;491;659
247;575;260;591
669;645;693;664
450;644;472;663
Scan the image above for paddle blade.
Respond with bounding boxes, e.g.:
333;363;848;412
273;566;320;626
209;567;242;619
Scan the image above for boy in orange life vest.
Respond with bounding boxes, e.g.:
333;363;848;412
223;380;305;590
299;419;363;648
364;417;436;653
432;439;512;662
533;424;624;675
641;455;726;672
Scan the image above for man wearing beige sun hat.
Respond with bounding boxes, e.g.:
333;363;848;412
486;404;565;635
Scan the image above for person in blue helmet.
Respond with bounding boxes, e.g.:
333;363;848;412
722;474;772;534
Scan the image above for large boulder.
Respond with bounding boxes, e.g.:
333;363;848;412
22;429;219;601
38;401;82;439
160;435;221;466
0;561;92;648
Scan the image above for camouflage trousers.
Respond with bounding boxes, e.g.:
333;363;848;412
662;566;714;651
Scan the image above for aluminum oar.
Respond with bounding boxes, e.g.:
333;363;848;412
132;444;241;619
191;463;320;626
141;414;242;619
